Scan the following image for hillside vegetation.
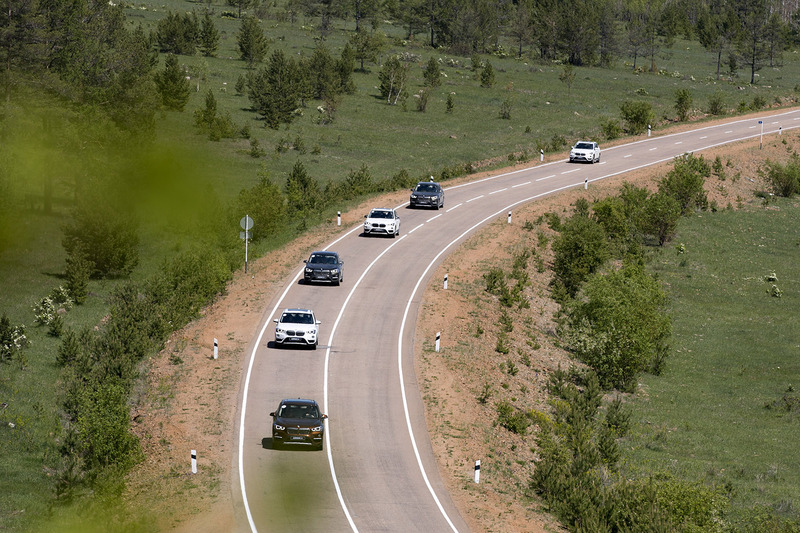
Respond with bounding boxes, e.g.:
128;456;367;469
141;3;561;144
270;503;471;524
3;0;800;530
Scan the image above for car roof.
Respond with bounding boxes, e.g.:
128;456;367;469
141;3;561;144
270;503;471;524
370;208;393;212
278;398;318;406
282;308;313;314
415;181;440;186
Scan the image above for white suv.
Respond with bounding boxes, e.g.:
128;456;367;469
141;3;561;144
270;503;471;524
273;308;320;349
363;208;401;238
569;141;601;163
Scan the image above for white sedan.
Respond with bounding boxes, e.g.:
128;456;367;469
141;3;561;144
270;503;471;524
569;141;601;163
363;208;401;238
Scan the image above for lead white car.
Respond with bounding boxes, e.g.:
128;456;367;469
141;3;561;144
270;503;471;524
273;308;320;349
569;141;601;163
363;208;401;238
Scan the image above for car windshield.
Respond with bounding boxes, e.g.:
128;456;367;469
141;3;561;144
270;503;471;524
415;183;438;193
575;142;593;149
278;404;320;419
281;312;314;324
310;254;337;264
370;210;392;219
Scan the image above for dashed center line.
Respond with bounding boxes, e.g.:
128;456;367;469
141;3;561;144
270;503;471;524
445;203;462;212
489;188;508;195
466;195;484;202
426;214;442;222
624;154;632;158
700;136;708;139
675;141;682;144
408;223;425;234
512;181;531;188
561;168;580;174
726;130;734;133
649;147;657;151
535;174;556;182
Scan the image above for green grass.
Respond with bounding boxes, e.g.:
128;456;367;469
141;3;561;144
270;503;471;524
620;200;800;523
123;0;800;198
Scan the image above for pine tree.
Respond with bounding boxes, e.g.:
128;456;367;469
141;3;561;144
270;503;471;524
480;60;495;88
237;15;268;67
200;10;220;57
247;50;302;128
423;57;441;87
155;54;191;110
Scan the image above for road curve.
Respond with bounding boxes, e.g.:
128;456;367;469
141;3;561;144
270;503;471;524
234;109;800;532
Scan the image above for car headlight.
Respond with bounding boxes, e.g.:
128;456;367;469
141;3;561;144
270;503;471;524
311;425;323;432
305;267;312;273
274;423;285;431
411;194;417;199
276;328;285;334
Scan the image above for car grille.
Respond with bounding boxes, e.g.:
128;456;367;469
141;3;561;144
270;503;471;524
285;330;306;337
288;427;311;436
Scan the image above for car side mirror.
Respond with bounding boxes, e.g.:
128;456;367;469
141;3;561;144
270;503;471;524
321;414;328;420
269;412;275;417
316;320;322;325
364;214;367;218
303;260;308;264
273;319;279;323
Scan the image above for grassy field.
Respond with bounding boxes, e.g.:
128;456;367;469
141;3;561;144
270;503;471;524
3;0;800;529
620;199;800;524
124;0;800;199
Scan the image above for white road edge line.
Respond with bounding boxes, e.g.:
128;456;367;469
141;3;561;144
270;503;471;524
239;108;800;532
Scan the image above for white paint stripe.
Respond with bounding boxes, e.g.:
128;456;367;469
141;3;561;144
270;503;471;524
726;130;734;133
445;203;462;212
512;181;531;188
624;154;632;158
700;136;708;139
466;195;483;202
561;168;580;174
489;188;508;194
675;141;682;144
427;214;443;222
409;223;425;234
535;174;556;181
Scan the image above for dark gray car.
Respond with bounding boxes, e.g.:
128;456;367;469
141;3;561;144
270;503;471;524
303;251;344;285
410;181;444;209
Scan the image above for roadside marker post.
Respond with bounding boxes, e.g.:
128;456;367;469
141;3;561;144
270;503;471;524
540;149;543;161
191;450;197;474
337;211;341;226
507;211;512;224
759;120;764;149
213;338;218;360
444;274;448;290
474;460;480;483
648;125;651;137
584;178;588;190
435;332;441;352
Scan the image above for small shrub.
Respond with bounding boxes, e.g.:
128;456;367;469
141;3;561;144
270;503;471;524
499;98;512;119
477;382;492;404
445;93;454;114
707;92;726;115
496;401;530;434
601;118;622;140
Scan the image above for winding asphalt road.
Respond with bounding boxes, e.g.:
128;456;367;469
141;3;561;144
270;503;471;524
233;109;800;532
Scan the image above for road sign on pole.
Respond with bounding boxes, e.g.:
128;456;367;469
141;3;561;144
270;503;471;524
759;120;763;149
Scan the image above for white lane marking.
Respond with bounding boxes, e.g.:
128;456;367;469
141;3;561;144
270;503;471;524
466;195;483;202
512;181;531;188
489;188;508;195
624;154;632;158
408;223;425;234
397;178;593;533
749;126;756;129
535;174;556;181
445;203;462;212
700;136;708;139
561;168;580;174
649;147;657;151
427;214;443;222
239;223;364;533
726;130;734;133
772;121;780;124
675;141;682;145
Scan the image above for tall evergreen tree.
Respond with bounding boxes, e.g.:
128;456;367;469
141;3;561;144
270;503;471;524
248;49;302;128
155;54;191;111
200;10;220;57
237;15;269;67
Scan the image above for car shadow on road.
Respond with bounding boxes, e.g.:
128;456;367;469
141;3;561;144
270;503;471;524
261;437;320;451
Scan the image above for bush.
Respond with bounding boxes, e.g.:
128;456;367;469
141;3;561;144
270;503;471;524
760;155;800;197
552;214;609;297
65;247;92;304
707;91;726;115
561;262;671;390
674;88;692;121
619;100;654;135
495;401;530;434
0;313;28;364
601;118;623;140
62;200;139;279
658;153;710;214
